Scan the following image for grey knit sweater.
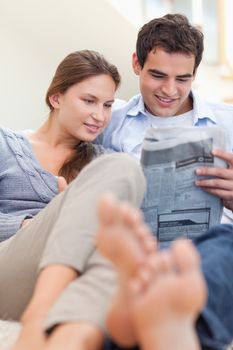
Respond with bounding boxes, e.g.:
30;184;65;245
0;127;105;241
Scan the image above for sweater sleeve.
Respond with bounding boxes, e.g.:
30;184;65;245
0;212;33;242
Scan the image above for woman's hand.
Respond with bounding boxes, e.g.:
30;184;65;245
57;176;68;193
21;218;32;228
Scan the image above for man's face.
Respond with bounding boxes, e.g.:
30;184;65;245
132;48;196;117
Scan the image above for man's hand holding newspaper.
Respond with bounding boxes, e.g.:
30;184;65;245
195;148;233;212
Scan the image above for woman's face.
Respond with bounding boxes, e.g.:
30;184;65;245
52;74;116;143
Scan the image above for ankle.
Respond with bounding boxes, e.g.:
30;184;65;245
137;319;200;350
47;322;104;350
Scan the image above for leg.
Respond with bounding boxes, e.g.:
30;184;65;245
0;191;77;320
194;224;233;350
11;266;77;350
96;194;156;346
129;239;207;350
103;222;233;350
96;196;207;350
0;194;80;348
44;323;103;350
0;153;145;349
40;154;146;350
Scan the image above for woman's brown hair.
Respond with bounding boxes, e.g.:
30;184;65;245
46;50;121;183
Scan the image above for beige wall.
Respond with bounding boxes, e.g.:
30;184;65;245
0;0;138;129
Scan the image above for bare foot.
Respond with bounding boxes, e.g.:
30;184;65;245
96;193;156;277
96;193;156;346
129;239;207;350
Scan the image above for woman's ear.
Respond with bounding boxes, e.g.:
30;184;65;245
48;93;61;109
132;52;142;75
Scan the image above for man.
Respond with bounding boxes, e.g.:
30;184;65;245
96;14;233;350
96;13;233;221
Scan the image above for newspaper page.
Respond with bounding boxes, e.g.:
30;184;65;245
140;126;228;244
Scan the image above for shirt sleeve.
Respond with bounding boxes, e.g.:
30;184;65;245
0;212;33;242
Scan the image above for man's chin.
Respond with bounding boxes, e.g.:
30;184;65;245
151;108;177;118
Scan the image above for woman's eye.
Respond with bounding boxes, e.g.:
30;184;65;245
84;99;94;104
177;78;189;82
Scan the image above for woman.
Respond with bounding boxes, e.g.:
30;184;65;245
0;49;119;241
0;50;146;350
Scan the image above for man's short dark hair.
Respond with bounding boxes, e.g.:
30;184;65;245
136;13;204;72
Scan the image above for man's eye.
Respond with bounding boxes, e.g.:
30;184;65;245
177;78;191;82
104;103;113;108
152;74;164;79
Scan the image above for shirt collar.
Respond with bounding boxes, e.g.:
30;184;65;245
126;91;218;125
190;90;217;125
127;95;148;118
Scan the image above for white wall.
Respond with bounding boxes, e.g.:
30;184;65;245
108;0;144;28
0;0;138;129
224;0;233;68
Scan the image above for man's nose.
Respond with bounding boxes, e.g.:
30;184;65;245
161;79;177;96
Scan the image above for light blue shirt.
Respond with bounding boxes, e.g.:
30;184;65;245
96;90;233;160
96;90;233;222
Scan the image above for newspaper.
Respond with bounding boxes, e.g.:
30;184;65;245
140;126;228;244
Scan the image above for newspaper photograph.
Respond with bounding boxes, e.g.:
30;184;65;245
140;126;228;244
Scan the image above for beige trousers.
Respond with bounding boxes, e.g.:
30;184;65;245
0;153;146;332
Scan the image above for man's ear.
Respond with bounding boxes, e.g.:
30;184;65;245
132;52;142;75
48;93;61;109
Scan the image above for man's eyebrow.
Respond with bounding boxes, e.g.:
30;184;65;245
176;73;193;78
148;69;193;78
148;69;167;76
